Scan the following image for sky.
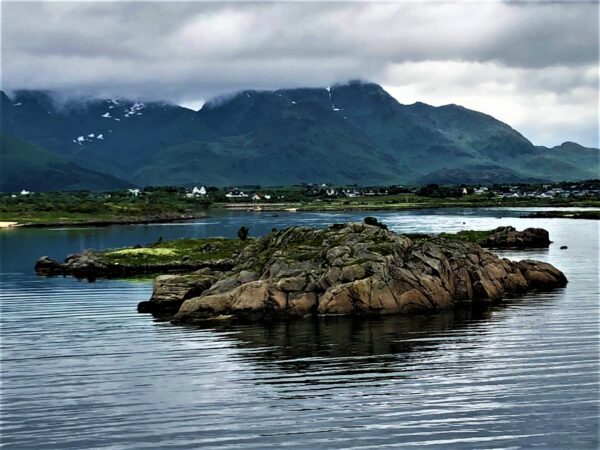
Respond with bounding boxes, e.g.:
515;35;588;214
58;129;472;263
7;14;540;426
1;1;598;147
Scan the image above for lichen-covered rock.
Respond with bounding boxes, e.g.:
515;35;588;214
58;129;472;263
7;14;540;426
166;223;567;323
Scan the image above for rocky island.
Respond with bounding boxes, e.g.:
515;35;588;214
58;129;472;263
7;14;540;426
131;223;566;322
440;226;551;249
34;222;567;322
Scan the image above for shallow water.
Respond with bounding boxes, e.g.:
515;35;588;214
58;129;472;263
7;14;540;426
1;208;598;449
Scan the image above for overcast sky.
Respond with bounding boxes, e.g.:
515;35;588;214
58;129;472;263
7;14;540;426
2;1;598;147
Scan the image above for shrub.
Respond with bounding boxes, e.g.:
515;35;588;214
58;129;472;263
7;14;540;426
238;226;249;241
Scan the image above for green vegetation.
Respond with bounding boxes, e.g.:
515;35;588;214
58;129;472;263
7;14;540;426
99;237;249;266
237;226;250;241
0;188;210;225
0;134;132;192
1;181;598;227
438;230;494;245
403;230;495;246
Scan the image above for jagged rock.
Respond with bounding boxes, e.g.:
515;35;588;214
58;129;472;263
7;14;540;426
35;251;106;279
483;226;551;248
34;256;64;276
166;223;567;323
137;273;217;315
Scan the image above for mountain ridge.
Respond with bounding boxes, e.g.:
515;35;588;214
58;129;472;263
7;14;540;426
1;82;598;190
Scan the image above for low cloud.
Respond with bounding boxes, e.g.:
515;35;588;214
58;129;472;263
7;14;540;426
2;1;598;146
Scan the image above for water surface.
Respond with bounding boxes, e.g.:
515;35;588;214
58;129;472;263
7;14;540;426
1;208;598;449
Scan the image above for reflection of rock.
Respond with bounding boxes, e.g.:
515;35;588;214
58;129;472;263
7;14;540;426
184;311;491;374
150;223;567;323
483;226;551;249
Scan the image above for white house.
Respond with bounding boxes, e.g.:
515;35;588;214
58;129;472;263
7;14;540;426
225;191;249;199
127;188;140;196
343;189;361;198
20;189;31;195
192;186;207;196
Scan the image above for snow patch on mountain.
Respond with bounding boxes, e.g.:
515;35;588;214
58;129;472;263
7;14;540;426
123;102;145;118
72;132;106;145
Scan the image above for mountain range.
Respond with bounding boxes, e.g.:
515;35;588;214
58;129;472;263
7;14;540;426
1;81;598;191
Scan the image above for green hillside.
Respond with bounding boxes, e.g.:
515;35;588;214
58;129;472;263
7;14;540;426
0;134;133;192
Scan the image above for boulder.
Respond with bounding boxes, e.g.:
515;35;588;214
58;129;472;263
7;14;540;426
137;273;217;315
483;226;551;248
516;260;568;289
166;223;567;323
34;256;64;276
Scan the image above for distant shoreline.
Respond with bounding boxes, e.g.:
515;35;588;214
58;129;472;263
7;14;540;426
520;210;600;220
220;202;600;213
4;215;208;229
3;204;600;229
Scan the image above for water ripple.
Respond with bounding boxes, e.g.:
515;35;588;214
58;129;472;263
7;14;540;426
1;212;598;449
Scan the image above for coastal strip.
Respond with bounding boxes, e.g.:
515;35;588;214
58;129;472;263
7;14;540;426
0;221;19;228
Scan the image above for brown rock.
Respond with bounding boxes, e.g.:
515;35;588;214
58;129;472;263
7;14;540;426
137;274;215;315
154;223;568;323
483;226;551;249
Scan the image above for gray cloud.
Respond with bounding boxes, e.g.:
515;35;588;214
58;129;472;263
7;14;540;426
1;1;598;146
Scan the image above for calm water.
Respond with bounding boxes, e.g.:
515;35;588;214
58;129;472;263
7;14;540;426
1;208;598;449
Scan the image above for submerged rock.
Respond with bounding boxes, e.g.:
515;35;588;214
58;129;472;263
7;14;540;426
140;223;567;323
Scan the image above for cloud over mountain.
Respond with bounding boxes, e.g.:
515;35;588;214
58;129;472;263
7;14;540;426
2;1;598;147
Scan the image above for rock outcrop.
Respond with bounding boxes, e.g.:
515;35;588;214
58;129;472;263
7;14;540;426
35;251;234;280
135;223;567;322
482;226;551;248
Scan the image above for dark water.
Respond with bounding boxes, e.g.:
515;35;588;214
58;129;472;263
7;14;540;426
1;208;598;449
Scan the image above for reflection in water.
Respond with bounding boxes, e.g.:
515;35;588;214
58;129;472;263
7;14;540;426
188;310;490;375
